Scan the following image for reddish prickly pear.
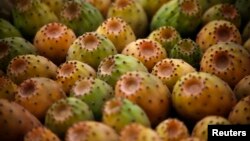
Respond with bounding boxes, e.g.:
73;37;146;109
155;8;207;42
0;99;42;141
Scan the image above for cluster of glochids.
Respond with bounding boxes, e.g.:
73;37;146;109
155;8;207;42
0;0;250;141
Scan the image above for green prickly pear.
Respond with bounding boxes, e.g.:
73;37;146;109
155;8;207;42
151;0;202;36
45;97;94;137
0;18;22;38
148;26;181;54
12;0;58;39
66;32;117;69
170;38;202;69
0;37;37;71
70;77;114;119
97;54;148;87
102;97;151;132
59;0;104;36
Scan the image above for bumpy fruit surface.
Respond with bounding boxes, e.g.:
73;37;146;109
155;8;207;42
107;0;148;38
102;97;151;132
0;76;17;101
97;54;148;87
0;99;42;141
45;97;94;137
41;0;64;16
202;4;241;28
34;22;76;64
70;77;114;119
122;39;167;70
200;42;250;87
65;121;119;141
228;95;250;124
24;126;61;141
151;0;202;36
192;116;230;141
115;71;171;126
170;38;202;68
12;0;58;38
56;60;96;93
119;123;162;141
7;54;58;84
234;75;250;100
148;26;181;54
59;0;103;36
0;37;37;71
172;72;237;121
0;18;22;38
96;17;136;53
66;32;117;69
85;0;111;17
156;118;189;141
15;77;66;120
151;58;196;91
196;20;242;52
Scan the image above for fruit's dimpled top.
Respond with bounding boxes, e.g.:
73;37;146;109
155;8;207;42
172;72;236;121
196;20;242;52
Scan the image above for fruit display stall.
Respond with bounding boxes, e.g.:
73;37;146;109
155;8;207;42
0;0;250;141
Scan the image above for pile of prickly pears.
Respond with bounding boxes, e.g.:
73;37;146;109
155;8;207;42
1;0;250;141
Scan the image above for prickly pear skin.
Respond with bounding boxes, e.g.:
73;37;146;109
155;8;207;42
115;71;171;126
0;99;42;141
172;72;237;121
